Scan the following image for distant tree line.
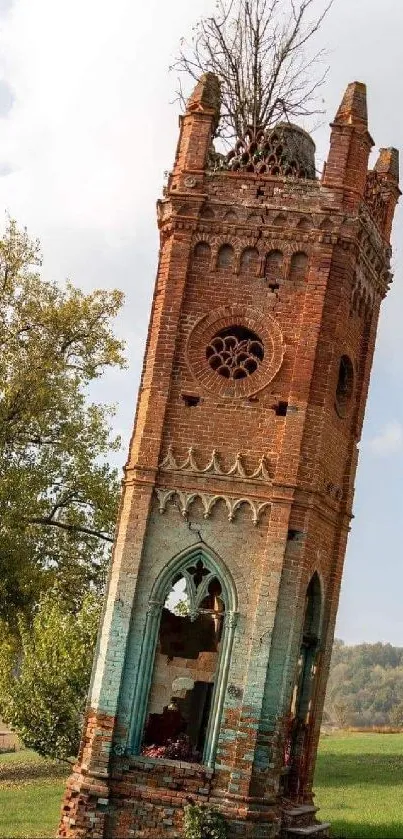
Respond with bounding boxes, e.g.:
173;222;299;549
324;640;403;729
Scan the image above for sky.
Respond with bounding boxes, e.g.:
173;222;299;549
0;0;402;645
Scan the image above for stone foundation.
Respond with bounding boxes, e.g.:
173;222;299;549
60;757;283;839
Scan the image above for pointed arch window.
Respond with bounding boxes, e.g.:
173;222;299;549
283;573;322;798
128;548;238;768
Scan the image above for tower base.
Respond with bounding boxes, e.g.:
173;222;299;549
59;757;330;839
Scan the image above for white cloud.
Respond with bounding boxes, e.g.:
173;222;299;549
368;421;403;456
0;0;214;235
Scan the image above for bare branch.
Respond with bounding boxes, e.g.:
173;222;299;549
172;0;335;141
26;516;114;543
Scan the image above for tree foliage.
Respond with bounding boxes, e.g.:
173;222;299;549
0;591;100;760
173;0;334;140
324;640;403;729
0;219;125;622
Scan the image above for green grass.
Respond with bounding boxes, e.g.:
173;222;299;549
1;734;403;837
0;750;67;838
315;732;403;837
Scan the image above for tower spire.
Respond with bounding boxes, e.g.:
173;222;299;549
334;80;368;127
323;81;373;203
172;73;221;176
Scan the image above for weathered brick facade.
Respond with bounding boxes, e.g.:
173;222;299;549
59;75;400;838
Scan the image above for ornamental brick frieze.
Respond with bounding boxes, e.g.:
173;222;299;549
189;212;356;250
365;171;389;230
357;211;392;296
350;265;381;320
190;233;314;277
324;481;343;503
155;486;271;525
159;445;272;482
359;204;390;257
170;219;199;234
207;124;317;179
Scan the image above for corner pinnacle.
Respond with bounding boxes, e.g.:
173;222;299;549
186;73;221;120
334;82;368;128
374;148;400;184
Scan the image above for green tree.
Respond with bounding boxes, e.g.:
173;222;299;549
390;701;403;728
324;640;403;729
0;591;100;760
0;219;125;623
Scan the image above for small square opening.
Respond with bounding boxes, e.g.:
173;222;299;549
182;393;200;407
275;401;288;416
287;529;304;543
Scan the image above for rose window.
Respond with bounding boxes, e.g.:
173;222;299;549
206;326;264;380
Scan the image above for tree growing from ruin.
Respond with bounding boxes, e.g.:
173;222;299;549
173;0;334;140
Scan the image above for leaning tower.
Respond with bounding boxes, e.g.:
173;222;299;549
60;75;399;838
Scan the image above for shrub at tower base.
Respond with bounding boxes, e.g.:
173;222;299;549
184;804;228;839
0;591;100;761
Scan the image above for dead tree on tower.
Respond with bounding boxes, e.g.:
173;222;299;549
173;0;334;140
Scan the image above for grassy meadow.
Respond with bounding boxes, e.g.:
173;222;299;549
1;733;403;837
315;732;403;837
0;749;67;838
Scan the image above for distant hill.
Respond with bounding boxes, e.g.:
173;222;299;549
324;640;403;728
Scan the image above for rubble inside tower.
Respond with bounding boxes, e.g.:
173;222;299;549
142;574;224;763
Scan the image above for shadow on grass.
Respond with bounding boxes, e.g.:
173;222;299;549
331;819;403;839
315;753;403;787
0;759;68;784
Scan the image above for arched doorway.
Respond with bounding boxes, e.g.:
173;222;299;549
128;547;238;767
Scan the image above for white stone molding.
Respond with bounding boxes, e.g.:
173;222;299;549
159;445;271;482
155;487;270;526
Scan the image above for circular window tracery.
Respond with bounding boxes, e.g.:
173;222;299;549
206;326;264;380
186;305;285;399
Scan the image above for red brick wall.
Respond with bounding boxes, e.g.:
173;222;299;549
59;78;399;838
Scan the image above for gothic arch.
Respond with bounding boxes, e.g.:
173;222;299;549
200;205;214;219
128;545;238;767
265;249;284;283
284;570;324;797
304;571;323;641
297;216;312;231
151;545;238;612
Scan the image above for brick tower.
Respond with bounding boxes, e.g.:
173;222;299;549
60;76;399;838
